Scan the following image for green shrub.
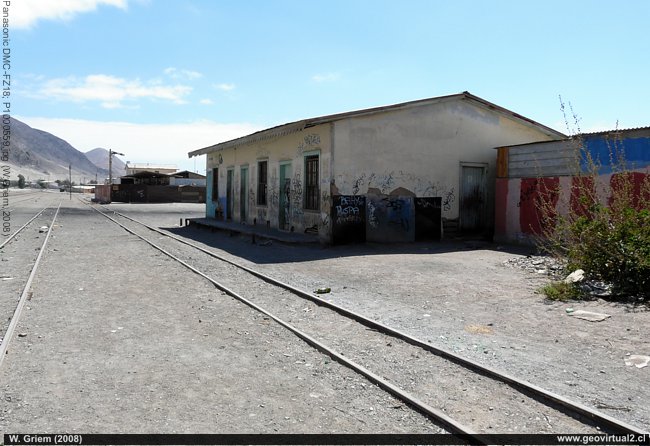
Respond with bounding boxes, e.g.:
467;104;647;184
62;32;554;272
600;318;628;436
540;281;581;301
536;104;650;300
564;206;650;297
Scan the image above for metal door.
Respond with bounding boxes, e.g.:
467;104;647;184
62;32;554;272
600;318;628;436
226;168;234;220
460;165;486;232
279;163;292;230
240;166;248;222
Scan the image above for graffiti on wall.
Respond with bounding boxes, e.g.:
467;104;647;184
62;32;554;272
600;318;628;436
332;195;366;244
366;195;415;242
296;134;321;156
337;170;455;216
269;168;279;208
291;172;303;216
443;188;455;212
334;195;365;224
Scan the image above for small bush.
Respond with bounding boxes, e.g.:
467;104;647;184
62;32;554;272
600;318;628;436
537;103;650;301
540;281;581;301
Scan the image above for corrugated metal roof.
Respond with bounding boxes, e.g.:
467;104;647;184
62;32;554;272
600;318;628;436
497;126;650;150
188;91;566;158
578;126;650;136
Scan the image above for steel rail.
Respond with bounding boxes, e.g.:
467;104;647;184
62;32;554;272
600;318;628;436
0;206;50;250
0;202;62;368
89;205;483;441
108;208;648;436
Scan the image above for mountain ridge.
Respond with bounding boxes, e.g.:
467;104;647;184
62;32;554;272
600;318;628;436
8;117;109;182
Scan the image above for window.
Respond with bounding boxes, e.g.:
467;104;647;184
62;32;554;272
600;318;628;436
211;167;219;202
304;155;319;210
257;160;268;206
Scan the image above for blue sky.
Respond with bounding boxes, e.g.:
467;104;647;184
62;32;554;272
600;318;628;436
13;0;650;172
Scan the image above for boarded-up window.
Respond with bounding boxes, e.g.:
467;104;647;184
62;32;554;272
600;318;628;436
305;155;319;210
211;167;219;202
257;160;268;206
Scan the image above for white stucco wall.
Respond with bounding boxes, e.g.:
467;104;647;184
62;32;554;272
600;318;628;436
201;96;561;243
205;124;332;240
330;98;558;229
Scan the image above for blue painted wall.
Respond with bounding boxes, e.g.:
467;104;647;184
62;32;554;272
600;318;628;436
582;135;650;174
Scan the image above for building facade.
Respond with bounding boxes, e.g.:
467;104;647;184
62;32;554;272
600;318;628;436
125;163;178;176
494;127;650;244
189;92;564;243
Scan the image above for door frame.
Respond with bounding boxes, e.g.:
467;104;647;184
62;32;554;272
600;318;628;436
459;162;488;232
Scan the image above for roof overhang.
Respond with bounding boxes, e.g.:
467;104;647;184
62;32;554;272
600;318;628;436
188;92;566;158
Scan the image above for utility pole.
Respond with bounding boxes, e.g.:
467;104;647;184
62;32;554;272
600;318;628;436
69;164;72;200
108;149;125;204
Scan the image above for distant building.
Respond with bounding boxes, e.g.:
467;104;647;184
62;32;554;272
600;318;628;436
125;163;177;176
169;170;207;187
189;92;564;244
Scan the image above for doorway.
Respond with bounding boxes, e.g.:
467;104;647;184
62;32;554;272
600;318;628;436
226;168;234;220
459;164;487;233
240;166;248;222
279;163;292;230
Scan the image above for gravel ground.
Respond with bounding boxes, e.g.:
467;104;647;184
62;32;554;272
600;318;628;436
1;198;647;435
101;201;650;432
0;199;439;434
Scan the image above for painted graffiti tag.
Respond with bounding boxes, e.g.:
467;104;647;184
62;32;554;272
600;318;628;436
291;172;303;213
443;188;455;212
367;201;379;228
340;195;364;207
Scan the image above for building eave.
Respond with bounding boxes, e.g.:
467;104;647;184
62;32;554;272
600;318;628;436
188;91;566;158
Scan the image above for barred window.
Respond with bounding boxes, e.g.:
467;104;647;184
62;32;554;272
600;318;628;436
257;160;268;206
304;155;319;210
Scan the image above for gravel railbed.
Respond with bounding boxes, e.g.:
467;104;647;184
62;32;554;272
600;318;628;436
0;195;63;342
101;201;650;432
0;200;440;434
108;211;603;434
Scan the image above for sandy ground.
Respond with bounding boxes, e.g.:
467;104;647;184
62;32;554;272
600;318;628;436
0;196;648;434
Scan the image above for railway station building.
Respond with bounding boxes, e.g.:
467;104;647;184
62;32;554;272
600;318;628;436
188;92;565;244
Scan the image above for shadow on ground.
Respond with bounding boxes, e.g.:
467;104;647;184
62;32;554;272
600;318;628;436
160;224;536;265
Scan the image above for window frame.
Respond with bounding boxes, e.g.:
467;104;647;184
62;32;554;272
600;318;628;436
304;153;319;211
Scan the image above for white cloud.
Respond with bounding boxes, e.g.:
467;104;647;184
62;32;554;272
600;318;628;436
35;74;192;108
199;99;214;105
13;0;128;29
311;72;341;83
16;116;263;172
164;67;203;81
215;83;236;92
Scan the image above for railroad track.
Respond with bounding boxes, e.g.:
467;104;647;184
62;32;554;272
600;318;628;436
90;204;647;439
0;202;61;367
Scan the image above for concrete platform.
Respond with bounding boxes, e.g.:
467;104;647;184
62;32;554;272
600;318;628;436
186;217;320;244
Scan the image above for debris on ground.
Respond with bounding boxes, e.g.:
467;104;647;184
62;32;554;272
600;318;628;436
568;310;611;322
315;287;331;294
465;324;493;334
39;226;49;233
624;355;650;369
579;281;613;297
503;255;566;278
564;269;585;284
